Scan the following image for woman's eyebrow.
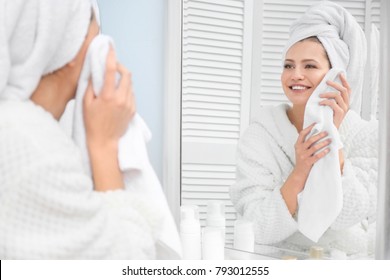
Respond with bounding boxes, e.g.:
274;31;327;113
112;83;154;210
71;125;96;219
301;59;319;63
284;58;319;63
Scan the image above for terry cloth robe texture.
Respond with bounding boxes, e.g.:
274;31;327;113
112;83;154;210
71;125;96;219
0;0;162;259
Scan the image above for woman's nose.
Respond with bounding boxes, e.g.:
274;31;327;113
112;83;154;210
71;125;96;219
291;68;304;80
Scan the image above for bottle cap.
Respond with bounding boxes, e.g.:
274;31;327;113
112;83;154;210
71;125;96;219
180;205;200;233
206;200;225;227
309;246;324;259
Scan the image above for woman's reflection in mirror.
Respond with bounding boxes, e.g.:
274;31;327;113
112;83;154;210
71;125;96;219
230;2;378;259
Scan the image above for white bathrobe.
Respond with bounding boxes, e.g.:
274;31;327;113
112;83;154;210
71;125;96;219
0;100;162;259
0;0;168;260
230;104;378;258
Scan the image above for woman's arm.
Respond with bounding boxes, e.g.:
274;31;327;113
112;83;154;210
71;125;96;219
83;48;136;191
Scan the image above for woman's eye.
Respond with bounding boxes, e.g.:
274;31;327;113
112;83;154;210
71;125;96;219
305;64;317;69
284;64;293;69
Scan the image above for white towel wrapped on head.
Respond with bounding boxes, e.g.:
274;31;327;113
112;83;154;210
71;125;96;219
282;1;366;114
73;34;182;259
0;0;91;101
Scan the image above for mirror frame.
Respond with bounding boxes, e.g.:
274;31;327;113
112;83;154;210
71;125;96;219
163;0;182;225
376;0;390;260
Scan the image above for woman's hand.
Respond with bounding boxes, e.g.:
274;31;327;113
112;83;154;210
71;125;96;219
281;123;331;215
293;123;331;183
319;73;351;129
84;47;135;147
83;47;136;191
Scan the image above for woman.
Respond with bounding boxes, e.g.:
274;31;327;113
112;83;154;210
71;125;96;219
0;0;162;259
230;2;378;258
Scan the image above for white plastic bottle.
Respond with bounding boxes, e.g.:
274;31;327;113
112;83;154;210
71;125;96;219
202;226;224;260
206;200;226;243
233;219;254;252
180;205;201;260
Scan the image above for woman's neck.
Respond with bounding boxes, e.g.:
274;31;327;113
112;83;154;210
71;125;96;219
287;105;306;132
30;68;77;120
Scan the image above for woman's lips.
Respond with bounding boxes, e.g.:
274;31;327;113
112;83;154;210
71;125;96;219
289;85;311;92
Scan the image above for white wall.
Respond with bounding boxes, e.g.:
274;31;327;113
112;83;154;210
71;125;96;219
97;0;165;180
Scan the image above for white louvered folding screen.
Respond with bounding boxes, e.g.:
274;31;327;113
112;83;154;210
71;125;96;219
181;0;253;247
180;0;380;248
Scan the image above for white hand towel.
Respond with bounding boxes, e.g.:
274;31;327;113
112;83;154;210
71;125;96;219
298;68;344;242
282;1;366;114
73;34;182;259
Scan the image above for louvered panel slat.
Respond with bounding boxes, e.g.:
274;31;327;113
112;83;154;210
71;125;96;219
183;51;242;64
182;127;240;138
183;100;240;112
182;123;239;133
183;87;240;98
184;72;241;84
183;108;240;118
184;116;240;126
184;59;242;71
183;174;236;184
186;41;242;56
186;0;244;15
185;15;243;29
184;30;242;46
185;8;243;22
182;131;240;140
183;94;240;104
184;36;242;49
183;163;237;172
189;0;244;9
184;65;242;78
183;185;231;192
184;94;240;106
185;26;242;40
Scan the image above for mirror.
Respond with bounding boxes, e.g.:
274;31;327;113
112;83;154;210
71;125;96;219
165;0;388;260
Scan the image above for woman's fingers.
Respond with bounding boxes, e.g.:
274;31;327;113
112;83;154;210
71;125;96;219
319;92;348;112
297;123;316;144
303;130;329;149
311;146;331;163
307;138;331;157
319;98;344;116
326;74;351;107
116;63;131;102
83;79;95;107
101;46;117;98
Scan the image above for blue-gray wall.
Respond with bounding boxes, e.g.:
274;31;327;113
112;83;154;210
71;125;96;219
97;0;165;180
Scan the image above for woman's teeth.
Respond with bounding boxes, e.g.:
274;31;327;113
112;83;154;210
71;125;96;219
292;86;307;90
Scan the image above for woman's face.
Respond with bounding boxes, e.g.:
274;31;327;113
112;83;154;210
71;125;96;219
281;40;330;107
